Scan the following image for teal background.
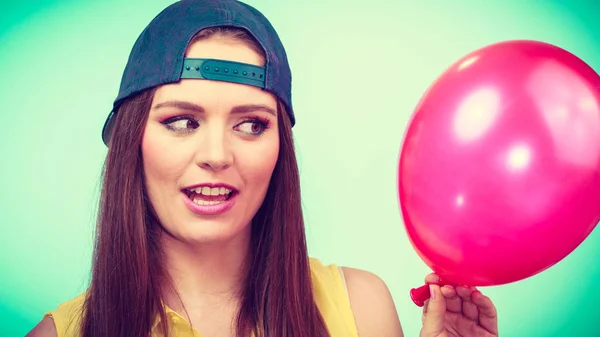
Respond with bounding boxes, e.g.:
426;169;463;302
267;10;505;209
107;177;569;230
1;0;599;336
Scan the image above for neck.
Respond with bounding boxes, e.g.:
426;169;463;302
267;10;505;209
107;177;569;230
159;229;251;313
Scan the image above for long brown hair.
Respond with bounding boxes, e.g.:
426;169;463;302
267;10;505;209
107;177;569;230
81;27;330;337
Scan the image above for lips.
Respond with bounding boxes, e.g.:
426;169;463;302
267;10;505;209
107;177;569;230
181;183;239;210
185;186;233;201
183;183;238;193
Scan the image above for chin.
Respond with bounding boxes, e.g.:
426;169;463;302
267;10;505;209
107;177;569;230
171;218;251;246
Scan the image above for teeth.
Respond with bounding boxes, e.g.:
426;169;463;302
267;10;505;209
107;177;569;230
193;199;224;206
190;187;232;195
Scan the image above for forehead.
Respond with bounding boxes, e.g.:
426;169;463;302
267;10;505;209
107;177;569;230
186;37;265;67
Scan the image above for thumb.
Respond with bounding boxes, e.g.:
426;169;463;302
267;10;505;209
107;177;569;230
421;284;446;336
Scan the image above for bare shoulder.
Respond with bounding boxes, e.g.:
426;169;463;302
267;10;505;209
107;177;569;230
26;317;58;337
341;267;404;337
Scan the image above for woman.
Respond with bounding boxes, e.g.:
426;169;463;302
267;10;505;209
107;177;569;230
27;1;499;336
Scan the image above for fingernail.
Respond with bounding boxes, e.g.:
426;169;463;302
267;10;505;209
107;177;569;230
426;274;440;285
429;285;436;300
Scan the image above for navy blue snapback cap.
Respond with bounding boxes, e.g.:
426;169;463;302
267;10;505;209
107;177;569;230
102;0;294;146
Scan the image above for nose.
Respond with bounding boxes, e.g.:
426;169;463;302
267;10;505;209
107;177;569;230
194;127;233;172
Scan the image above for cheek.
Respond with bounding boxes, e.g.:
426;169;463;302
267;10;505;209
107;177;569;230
141;128;190;188
238;141;279;185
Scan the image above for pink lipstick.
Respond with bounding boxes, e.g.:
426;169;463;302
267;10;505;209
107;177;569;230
181;183;238;216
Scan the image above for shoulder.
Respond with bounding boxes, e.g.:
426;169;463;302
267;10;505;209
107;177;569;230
26;317;57;337
308;258;404;336
27;293;86;337
341;267;404;337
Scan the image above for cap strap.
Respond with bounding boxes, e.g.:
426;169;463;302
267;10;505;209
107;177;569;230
181;58;266;88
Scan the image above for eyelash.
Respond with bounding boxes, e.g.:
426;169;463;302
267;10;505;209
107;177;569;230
239;116;272;136
159;115;272;136
160;115;198;133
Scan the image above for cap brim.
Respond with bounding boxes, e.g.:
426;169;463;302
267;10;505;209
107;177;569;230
101;111;115;146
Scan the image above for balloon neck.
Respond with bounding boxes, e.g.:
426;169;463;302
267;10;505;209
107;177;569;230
410;284;430;307
410;277;455;307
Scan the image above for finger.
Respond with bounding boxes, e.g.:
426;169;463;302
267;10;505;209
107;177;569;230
472;290;499;335
456;286;479;321
441;285;456;298
441;285;461;313
455;285;475;299
472;290;497;318
424;273;440;284
420;284;446;336
421;298;429;324
462;300;480;321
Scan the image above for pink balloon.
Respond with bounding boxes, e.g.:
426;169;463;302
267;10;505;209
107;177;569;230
397;40;600;306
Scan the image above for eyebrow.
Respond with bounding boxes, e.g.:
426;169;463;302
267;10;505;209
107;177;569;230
153;101;205;113
153;101;276;116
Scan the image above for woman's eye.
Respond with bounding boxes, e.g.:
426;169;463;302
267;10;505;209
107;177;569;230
235;120;269;136
162;117;200;133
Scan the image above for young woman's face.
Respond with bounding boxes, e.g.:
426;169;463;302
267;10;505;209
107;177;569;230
141;36;279;245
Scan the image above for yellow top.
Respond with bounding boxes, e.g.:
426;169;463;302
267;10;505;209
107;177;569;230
44;258;359;337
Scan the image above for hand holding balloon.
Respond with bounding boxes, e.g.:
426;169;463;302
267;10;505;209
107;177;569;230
420;273;498;337
398;40;600;306
410;276;452;307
